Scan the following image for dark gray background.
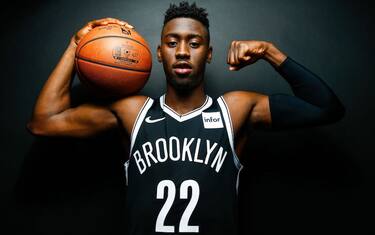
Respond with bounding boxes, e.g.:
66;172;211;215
1;0;374;234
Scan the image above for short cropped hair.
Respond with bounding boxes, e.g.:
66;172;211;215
163;1;210;42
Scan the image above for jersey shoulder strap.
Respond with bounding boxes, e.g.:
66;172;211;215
129;97;154;154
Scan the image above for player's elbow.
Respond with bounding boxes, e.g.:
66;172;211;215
26;120;48;137
26;117;60;137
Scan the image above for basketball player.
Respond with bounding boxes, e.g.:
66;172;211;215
27;2;345;234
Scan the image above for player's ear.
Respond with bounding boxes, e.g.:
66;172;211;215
157;45;162;62
206;46;212;64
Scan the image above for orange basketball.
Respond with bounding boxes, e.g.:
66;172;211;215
75;24;152;98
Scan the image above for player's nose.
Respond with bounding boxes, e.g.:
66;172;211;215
175;41;190;59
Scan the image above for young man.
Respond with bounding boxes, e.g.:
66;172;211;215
27;2;345;234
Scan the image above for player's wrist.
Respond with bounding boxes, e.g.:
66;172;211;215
68;36;78;50
263;42;287;68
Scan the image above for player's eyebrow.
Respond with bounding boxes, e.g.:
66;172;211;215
164;33;203;40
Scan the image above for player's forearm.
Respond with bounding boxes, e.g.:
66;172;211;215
31;40;77;120
266;48;346;129
272;55;345;112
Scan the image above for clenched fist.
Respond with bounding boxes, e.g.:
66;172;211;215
227;40;270;71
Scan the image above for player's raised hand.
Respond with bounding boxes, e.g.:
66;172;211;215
227;40;269;71
71;17;134;47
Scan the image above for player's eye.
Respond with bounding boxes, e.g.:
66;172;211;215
167;41;177;47
190;42;200;48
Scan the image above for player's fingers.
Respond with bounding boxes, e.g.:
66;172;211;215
238;46;251;62
89;18;133;29
88;18;108;27
230;41;236;65
229;51;239;71
229;46;236;68
229;42;240;71
124;23;134;29
229;41;236;64
229;65;239;71
227;41;233;64
99;17;120;25
110;18;134;29
233;42;240;65
102;18;134;28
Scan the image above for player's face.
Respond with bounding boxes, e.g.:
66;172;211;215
157;17;212;91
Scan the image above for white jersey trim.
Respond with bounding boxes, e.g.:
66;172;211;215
236;165;243;194
217;96;243;194
217;96;243;170
125;97;154;186
129;97;154;154
159;94;213;122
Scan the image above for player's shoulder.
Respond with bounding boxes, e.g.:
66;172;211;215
107;95;152;135
219;90;262;107
108;95;151;115
219;90;268;133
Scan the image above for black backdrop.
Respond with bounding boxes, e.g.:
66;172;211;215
1;0;374;234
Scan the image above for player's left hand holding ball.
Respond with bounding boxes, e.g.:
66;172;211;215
227;40;270;71
71;17;134;47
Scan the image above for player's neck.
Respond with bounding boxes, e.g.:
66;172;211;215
165;86;206;116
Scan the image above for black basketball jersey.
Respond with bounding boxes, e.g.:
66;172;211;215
123;94;243;235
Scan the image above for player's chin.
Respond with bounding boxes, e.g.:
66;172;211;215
170;73;195;84
168;76;200;91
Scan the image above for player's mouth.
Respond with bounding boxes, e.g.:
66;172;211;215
173;61;193;76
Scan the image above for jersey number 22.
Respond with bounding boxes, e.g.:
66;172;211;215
155;179;200;233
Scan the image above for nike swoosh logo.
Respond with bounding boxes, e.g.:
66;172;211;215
145;116;166;123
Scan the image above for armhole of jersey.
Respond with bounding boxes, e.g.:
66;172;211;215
217;96;243;194
217;96;243;170
129;97;154;155
124;97;154;186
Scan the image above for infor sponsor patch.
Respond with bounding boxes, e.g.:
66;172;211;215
202;112;224;129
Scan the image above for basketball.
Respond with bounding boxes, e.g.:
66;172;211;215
75;24;152;98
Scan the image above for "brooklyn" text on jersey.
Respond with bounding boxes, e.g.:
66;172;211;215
132;136;228;174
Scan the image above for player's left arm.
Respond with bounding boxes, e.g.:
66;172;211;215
224;40;346;132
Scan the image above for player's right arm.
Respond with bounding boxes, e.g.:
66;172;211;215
26;18;136;138
27;96;148;138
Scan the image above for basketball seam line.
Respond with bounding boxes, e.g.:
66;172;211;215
76;56;152;73
77;35;152;55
